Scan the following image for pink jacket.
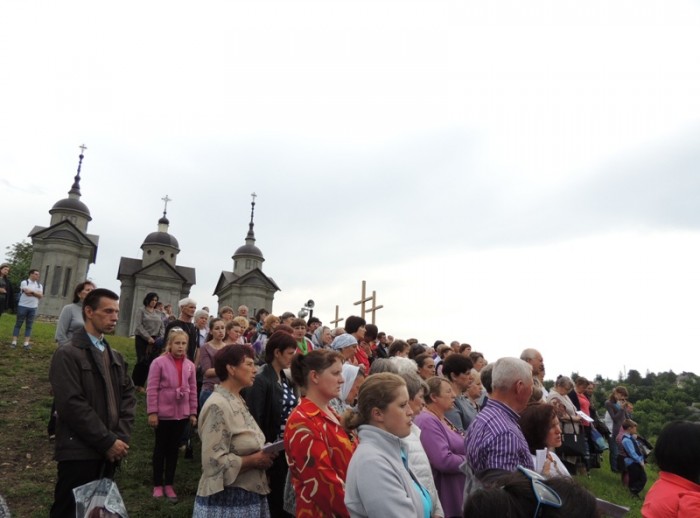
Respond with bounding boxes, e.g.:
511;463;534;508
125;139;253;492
146;354;198;420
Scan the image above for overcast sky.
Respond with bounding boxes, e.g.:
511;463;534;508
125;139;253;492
2;0;699;380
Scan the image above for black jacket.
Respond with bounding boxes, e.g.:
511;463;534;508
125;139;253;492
243;363;295;443
49;328;136;462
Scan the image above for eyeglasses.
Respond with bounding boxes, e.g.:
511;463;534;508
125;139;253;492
517;465;562;517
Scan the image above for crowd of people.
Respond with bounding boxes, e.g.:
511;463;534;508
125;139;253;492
0;274;697;517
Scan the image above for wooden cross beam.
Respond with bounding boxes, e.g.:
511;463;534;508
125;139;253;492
329;305;344;328
353;280;373;320
367;290;384;325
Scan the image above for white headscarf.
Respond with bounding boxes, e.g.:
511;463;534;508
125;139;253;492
340;363;362;403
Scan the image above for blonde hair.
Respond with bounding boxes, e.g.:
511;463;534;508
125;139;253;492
163;328;188;355
233;316;249;330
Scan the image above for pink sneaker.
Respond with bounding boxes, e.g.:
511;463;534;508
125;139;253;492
164;485;178;503
152;486;164;498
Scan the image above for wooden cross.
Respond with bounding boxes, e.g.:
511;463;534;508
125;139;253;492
367;290;384;325
329;305;344;328
161;194;172;214
251;192;257;203
353;280;373;319
79;144;88;154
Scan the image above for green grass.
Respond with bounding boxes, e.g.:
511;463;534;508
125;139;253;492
0;317;656;517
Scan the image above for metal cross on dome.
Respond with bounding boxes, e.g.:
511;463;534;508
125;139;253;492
161;194;172;216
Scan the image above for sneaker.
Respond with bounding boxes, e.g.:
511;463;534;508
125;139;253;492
10;343;17;349
164;485;178;503
152;486;164;498
23;344;31;351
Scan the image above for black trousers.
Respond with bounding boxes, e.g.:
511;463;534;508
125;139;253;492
627;462;647;495
50;459;115;518
153;419;188;486
268;454;294;518
132;335;154;387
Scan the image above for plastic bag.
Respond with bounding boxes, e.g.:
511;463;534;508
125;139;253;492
73;477;128;518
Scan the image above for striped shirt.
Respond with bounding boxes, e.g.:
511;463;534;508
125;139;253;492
464;399;534;473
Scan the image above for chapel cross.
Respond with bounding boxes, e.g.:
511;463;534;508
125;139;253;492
79;144;88;154
353;280;373;319
330;305;344;328
161;194;172;215
367;290;384;325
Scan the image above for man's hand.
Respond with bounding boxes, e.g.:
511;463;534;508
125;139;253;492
189;415;197;427
106;439;129;462
148;414;159;428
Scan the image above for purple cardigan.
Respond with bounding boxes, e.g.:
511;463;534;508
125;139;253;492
146;354;198;420
413;410;467;518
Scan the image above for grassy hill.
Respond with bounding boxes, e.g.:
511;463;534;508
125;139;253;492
0;318;653;517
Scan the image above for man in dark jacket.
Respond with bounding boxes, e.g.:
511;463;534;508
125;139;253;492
49;288;136;518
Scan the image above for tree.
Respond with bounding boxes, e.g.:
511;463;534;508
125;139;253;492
4;241;33;289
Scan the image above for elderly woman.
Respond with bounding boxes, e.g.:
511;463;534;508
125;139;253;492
55;281;95;346
284;349;355;518
132;292;165;392
345;373;430;518
193;344;276;517
311;325;333;350
546;375;582;472
194;309;209;349
413;377;466;518
519;403;570;479
244;331;299;518
400;372;445;518
332;333;360;365
330;363;365;417
642;420;700;517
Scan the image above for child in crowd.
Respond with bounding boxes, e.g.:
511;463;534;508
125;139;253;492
617;419;647;497
146;328;198;502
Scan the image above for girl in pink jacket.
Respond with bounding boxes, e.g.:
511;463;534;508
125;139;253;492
147;328;198;502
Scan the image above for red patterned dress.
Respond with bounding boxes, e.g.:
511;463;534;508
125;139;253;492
284;397;356;517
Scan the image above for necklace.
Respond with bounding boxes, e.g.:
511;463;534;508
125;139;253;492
426;406;461;434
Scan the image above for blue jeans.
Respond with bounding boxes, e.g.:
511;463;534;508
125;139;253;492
13;305;37;338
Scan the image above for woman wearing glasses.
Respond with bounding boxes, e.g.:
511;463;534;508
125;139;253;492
194;344;276;517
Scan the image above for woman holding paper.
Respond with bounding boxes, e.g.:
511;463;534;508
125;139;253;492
519;404;571;479
193;344;276;517
244;331;299;518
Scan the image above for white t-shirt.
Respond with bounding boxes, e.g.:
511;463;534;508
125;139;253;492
18;279;42;309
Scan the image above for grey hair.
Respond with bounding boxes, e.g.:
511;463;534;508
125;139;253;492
178;297;197;307
491;357;533;391
520;348;539;362
369;358;398;374
391;356;419;376
194;310;209;320
401;372;428;400
555;375;574;390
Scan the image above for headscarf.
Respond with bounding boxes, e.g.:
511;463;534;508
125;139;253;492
340;364;362;403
